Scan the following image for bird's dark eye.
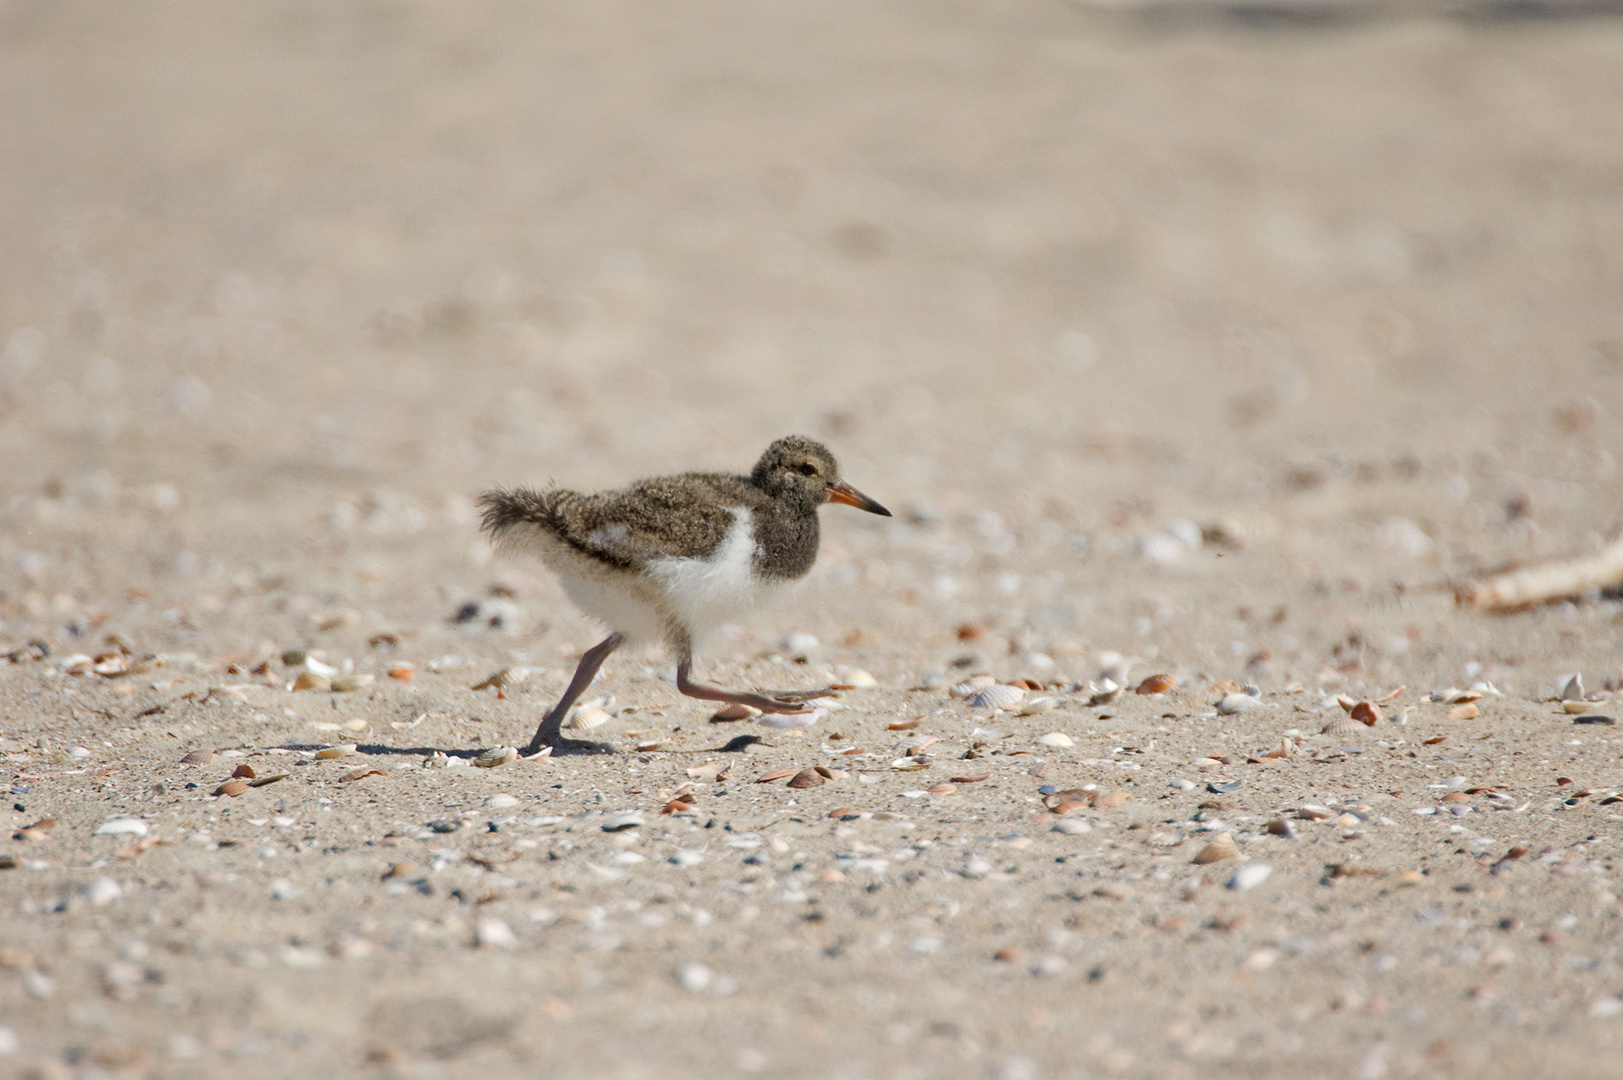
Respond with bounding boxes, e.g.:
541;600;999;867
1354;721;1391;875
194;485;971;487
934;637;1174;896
797;463;818;476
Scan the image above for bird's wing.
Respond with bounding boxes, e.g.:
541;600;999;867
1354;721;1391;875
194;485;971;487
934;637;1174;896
556;475;745;568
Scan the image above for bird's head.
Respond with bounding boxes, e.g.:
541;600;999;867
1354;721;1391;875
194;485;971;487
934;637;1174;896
750;435;891;517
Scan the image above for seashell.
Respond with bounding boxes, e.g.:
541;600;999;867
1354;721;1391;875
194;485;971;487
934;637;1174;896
634;740;664;752
950;674;997;699
905;735;939;754
94;818;149;837
292;672;331;692
476;918;517;949
966;683;1024;710
662;799;694;815
1297;803;1332;820
1052;819;1091;835
1228;863;1272;891
1087;680;1123;706
1266;818;1294;837
838;669;878;689
1447;703;1479;720
1321;716;1364;735
710;703;760;722
1036;732;1073;748
315;745;358;759
231;764;256;779
1350;701;1381;725
1336;694;1359;712
951;773;990;784
566;706;612;732
331;674;374;693
957;622;988;641
1050;798;1089;815
471;667;529;691
474;747;518;769
888;718;921;730
891;756;930;771
1560;674;1584;701
249;773;287;788
1136;673;1176;696
1019;696;1059;716
600;812;643;832
1092;791;1130;808
1564;700;1593;714
213;780;251;797
180;748;215;765
341;767;384;782
927;783;956;795
1148;829;1185;847
786;768;825;789
1434;687;1483;704
756;768;796;783
1216;693;1264;715
387;663;414;682
1192;833;1239;864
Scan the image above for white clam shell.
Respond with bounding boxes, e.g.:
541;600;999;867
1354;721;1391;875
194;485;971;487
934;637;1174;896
968;684;1026;710
566;706;612;732
1036;732;1073;748
1215;693;1265;714
1019;696;1059;715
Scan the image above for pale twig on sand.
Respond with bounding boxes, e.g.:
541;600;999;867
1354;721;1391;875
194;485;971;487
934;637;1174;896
1458;536;1623;610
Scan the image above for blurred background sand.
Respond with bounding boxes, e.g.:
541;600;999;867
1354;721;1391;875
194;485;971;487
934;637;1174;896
4;2;1623;1076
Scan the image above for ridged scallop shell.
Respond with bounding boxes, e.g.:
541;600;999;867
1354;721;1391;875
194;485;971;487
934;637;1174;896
950;675;997;699
1320;716;1365;735
1019;696;1059;715
968;684;1026;710
566;706;612;732
1192;832;1239;864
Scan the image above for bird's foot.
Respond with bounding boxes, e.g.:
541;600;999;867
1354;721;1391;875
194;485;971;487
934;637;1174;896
523;735;617;757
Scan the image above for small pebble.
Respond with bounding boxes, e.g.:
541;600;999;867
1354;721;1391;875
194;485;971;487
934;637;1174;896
476;918;517;949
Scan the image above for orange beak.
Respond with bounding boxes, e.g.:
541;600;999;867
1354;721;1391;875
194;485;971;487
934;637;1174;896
826;481;891;517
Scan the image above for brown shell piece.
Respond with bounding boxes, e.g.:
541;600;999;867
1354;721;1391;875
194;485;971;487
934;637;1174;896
1447;703;1479;720
1136;673;1176;696
1050;799;1089;816
888;719;921;731
1350;701;1381;726
951;773;991;784
1092;791;1131;808
231;764;257;779
786;768;826;789
661;800;694;815
927;783;956;794
213;780;251;798
755;768;796;783
1192;833;1239;864
339;768;384;782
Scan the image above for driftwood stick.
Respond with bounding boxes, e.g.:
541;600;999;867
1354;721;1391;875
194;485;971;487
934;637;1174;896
1458;536;1623;611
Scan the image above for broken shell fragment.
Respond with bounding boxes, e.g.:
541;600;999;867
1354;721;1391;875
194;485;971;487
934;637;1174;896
887;718;921;730
756;768;796;783
387;663;414;682
292;672;331;692
1092;791;1130;808
1192;833;1240;864
471;667;529;691
1563;700;1592;714
331;674;374;693
213;780;251;798
340;767;384;782
1018;696;1059;716
231;764;257;779
950;675;997;699
1228;863;1273;891
1349;701;1381;725
786;767;826;789
1447;703;1479;720
315;745;359;759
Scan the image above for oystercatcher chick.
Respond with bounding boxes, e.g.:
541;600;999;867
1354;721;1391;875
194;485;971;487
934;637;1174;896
478;435;890;755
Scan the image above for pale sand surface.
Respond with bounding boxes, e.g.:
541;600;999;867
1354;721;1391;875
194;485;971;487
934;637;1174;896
4;3;1623;1077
